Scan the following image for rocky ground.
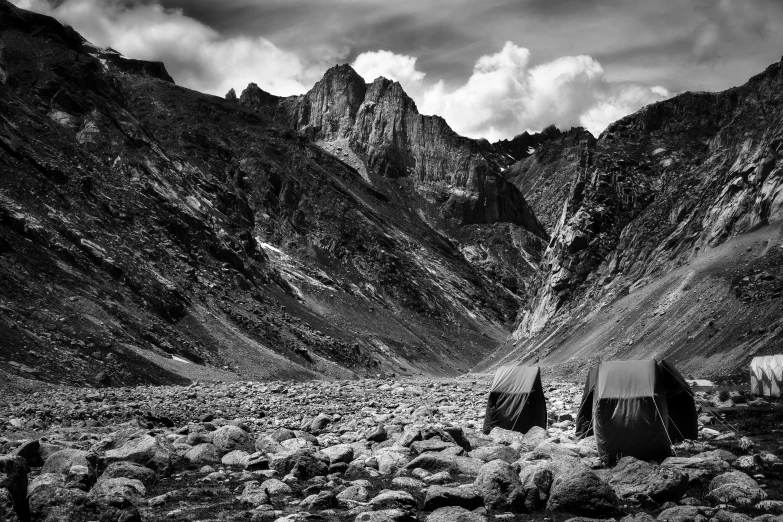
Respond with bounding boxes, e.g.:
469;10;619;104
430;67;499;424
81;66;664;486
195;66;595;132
1;376;782;522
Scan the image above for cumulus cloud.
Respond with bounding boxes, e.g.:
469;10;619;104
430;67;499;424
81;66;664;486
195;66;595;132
353;42;670;141
10;0;335;97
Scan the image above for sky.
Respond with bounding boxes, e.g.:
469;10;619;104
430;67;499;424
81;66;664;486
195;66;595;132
11;0;783;141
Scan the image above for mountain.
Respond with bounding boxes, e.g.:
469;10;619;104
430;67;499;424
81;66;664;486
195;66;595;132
0;0;546;386
485;59;783;377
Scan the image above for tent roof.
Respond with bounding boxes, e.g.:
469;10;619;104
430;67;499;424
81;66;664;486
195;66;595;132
490;365;540;394
597;359;659;399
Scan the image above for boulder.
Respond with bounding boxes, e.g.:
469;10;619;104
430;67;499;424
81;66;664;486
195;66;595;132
103;435;172;473
211;425;252;454
469;445;520;463
221;450;251;466
656;505;711;522
97;461;156;488
375;448;413;474
300;490;337;511
0;489;20;522
338;484;370;503
259;478;292;497
354;509;416;522
238;481;270;507
519;462;554;511
425;506;488;522
269;450;328;479
321;444;355;464
255;435;284;454
368;490;417;511
9;439;42;467
90;477;146;502
606;456;689;502
311;413;332;432
423;485;483;511
0;456;28;522
546;465;620;517
41;449;96;478
707;471;767;506
473;459;525;512
28;484;140;522
404;453;484;477
184;443;220;464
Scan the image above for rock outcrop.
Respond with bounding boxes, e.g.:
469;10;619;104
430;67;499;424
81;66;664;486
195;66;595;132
487;57;783;376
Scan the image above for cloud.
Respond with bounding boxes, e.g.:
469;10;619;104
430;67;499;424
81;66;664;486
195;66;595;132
353;42;669;141
10;0;336;97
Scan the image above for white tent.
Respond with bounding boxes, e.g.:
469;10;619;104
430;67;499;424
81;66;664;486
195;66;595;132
750;355;783;398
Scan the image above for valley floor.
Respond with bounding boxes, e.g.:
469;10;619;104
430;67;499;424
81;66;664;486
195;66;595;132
1;376;781;521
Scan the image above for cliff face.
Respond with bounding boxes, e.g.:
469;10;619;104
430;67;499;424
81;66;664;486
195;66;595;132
503;127;597;232
486;59;783;377
0;0;547;386
263;66;546;235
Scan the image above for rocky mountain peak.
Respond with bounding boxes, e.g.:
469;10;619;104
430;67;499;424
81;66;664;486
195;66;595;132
237;82;278;111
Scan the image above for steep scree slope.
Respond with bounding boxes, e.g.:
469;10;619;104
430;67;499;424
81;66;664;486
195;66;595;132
0;0;546;386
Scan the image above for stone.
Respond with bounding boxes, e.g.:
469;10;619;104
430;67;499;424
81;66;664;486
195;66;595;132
41;449;96;477
9;439;42;467
707;471;767;506
311;413;332;432
104;435;173;473
368;490;417;511
657;506;711;522
425;506;488;522
473;460;524;512
411;439;455;455
239;481;270;506
546;465;620;517
367;425;388;443
404;453;484;477
391;476;425;490
375;448;413;475
28;484;141;522
255;436;284;455
321;444;355;464
0;489;20;522
269;450;328;479
605;456;689;503
300;490;337;511
354;509;416;522
212;425;252;454
90;477;146;502
97;461;157;488
184;443;220;464
221;449;251;466
338;484;370;503
518;463;554;511
0;456;28;522
259;478;292;497
469;445;520;463
423;485;484;511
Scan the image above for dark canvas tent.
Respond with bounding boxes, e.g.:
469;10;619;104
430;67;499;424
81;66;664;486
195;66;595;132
575;359;697;464
483;365;547;435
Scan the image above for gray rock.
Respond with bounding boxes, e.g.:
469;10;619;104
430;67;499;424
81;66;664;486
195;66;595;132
657;506;710;522
221;449;251;466
469;445;520;463
311;413;332;432
0;488;20;522
90;477;146;502
546;465;620;517
41;449;96;477
259;478;291;497
104;435;173;473
212;425;252;454
184;443;220;464
391;476;425;490
605;456;688;503
474;459;524;512
423;485;484;511
300;490;337;511
0;456;28;522
97;461;156;488
321;444;355;464
354;509;416;522
404;453;484;477
238;481;270;506
425;506;488;522
519;462;554;511
707;471;767;506
368;490;417;511
338;484;370;503
9;439;42;467
28;484;141;522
